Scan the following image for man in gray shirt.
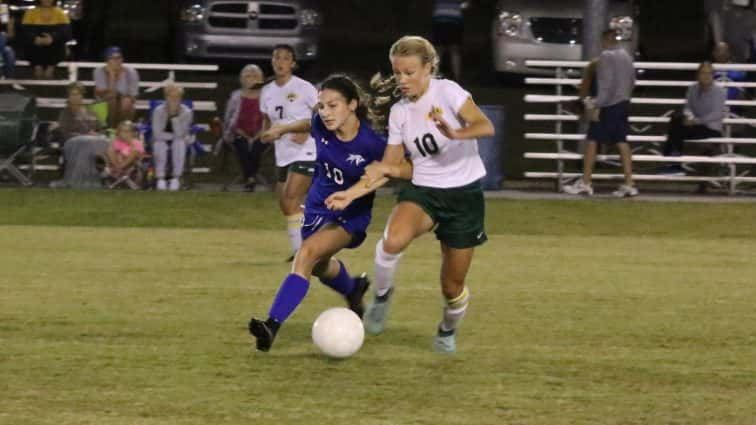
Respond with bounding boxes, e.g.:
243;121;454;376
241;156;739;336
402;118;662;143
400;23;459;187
94;46;140;128
564;29;638;198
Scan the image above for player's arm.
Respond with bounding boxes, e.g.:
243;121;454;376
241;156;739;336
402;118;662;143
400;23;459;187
432;98;494;141
325;145;412;211
260;118;311;144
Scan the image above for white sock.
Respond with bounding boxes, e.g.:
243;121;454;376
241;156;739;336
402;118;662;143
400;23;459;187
286;213;304;252
440;286;470;333
374;238;402;297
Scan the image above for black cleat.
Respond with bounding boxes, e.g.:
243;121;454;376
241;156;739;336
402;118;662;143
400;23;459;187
248;318;277;352
345;273;371;319
285;251;297;262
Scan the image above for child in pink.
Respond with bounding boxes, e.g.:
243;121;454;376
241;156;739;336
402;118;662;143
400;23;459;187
105;120;145;177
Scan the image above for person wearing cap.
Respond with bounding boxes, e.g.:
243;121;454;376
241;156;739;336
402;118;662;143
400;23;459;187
94;46;140;128
21;0;71;79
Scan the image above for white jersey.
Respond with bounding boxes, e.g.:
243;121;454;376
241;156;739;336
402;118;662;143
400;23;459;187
388;78;486;188
260;75;318;166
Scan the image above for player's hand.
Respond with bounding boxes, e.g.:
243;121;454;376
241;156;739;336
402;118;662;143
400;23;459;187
363;161;387;187
260;126;283;143
431;106;459;140
325;191;353;211
291;131;309;144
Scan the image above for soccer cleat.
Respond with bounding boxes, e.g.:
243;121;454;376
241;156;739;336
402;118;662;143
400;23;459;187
345;273;370;319
432;328;457;353
169;178;181;191
248;318;277;352
562;180;594;196
612;184;639;198
156;179;167;191
364;287;393;335
285;251;297;263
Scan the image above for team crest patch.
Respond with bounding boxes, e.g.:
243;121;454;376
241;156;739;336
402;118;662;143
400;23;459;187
287;92;298;102
346;154;366;166
427;105;443;120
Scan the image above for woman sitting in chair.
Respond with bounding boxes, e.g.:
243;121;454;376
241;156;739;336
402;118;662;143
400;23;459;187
105;120;145;181
151;83;193;191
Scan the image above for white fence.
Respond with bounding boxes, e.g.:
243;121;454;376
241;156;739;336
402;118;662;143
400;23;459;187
523;60;756;195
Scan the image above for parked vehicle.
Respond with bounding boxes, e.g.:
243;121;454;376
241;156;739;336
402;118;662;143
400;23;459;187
491;0;639;75
179;0;322;62
707;0;756;62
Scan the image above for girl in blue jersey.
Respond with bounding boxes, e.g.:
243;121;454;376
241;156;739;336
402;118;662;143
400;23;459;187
248;74;411;352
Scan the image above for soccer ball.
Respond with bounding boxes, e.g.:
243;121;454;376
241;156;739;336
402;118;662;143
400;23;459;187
312;307;365;359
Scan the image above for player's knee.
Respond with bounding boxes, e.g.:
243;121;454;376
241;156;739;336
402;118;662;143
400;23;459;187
311;259;330;278
381;235;407;255
441;279;465;299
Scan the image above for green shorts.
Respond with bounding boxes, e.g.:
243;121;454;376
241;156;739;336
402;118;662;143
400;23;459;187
397;180;487;249
276;161;316;183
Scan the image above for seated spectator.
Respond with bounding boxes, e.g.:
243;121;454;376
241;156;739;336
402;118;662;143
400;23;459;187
0;2;16;78
21;0;71;79
94;46;140;128
56;82;102;143
105;120;145;179
151;83;193;191
660;62;726;175
222;64;267;191
712;42;748;116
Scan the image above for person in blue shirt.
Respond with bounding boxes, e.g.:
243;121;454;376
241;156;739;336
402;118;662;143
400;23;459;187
248;74;411;352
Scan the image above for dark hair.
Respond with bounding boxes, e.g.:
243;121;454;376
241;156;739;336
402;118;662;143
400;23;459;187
272;44;296;62
319;74;369;123
602;29;618;42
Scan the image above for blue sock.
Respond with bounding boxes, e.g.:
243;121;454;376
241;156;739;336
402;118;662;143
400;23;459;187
268;274;310;323
320;261;355;296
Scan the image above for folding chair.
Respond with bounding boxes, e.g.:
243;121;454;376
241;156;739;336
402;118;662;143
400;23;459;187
0;93;38;186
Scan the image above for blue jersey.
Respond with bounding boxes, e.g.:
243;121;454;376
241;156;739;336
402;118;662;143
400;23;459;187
305;114;387;218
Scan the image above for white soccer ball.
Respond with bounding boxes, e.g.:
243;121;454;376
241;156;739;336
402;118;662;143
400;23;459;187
312;307;365;359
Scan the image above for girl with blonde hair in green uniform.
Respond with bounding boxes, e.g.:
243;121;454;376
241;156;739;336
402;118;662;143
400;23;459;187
326;35;494;352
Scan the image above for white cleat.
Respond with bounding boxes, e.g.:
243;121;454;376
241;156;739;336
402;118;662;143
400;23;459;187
364;288;393;335
562;180;594;196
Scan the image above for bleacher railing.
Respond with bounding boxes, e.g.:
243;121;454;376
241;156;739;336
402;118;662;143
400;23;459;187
524;60;756;195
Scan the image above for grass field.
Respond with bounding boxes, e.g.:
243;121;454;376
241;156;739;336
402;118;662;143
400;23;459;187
1;189;755;425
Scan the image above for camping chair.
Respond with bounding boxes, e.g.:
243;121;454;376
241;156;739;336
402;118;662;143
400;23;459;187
0;93;38;186
101;137;148;191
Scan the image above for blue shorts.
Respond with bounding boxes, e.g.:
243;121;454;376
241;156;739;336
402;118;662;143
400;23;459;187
301;211;371;249
587;101;630;145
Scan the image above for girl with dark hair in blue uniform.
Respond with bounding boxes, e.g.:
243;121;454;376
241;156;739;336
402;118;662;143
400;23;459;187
248;74;412;352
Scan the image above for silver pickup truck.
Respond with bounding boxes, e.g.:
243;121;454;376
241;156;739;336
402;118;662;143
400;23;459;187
491;0;639;75
179;0;321;62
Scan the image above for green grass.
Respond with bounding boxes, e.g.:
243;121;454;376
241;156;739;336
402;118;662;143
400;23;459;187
1;189;755;424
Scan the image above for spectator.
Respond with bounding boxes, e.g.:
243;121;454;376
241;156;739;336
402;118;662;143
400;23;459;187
564;29;638;197
105;120;145;179
431;0;467;81
0;1;16;78
21;0;71;79
151;84;193;191
712;42;747;115
222;64;267;192
49;82;108;189
659;62;726;175
94;46;139;128
56;82;102;143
